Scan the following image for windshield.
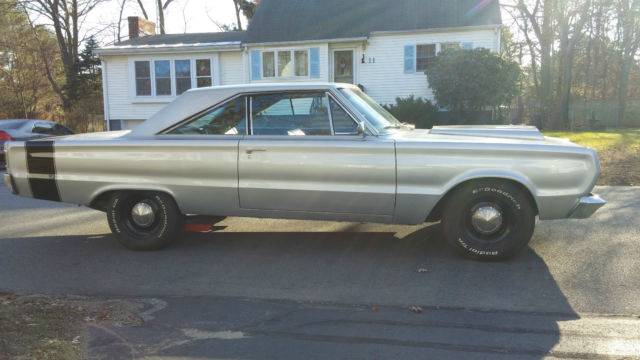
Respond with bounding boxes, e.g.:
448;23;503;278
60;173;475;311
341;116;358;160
339;88;403;133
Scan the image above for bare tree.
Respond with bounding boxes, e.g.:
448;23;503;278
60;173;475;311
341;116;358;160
615;0;640;126
513;0;556;128
156;0;175;34
19;0;106;113
554;0;592;129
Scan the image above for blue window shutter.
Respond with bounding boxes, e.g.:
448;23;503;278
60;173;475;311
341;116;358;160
404;45;415;74
462;42;474;50
251;50;261;80
309;48;320;78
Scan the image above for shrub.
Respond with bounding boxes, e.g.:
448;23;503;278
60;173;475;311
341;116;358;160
384;96;438;129
425;48;520;122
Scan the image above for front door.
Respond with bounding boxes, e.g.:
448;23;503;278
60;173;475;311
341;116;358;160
238;91;395;216
333;50;355;84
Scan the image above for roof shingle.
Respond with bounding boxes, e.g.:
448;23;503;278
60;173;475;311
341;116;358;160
246;0;501;43
112;0;501;47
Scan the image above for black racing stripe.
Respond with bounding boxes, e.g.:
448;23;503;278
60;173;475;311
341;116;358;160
26;140;60;201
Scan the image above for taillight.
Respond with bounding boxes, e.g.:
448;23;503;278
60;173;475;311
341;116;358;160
0;131;13;141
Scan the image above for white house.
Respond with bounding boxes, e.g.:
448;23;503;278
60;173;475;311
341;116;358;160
96;0;502;130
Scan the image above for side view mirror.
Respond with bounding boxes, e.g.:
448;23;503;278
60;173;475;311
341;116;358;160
357;121;366;136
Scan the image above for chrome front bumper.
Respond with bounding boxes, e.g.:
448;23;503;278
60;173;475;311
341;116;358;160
568;194;606;219
3;173;17;195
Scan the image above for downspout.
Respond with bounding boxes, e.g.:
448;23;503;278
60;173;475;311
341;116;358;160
495;24;502;53
100;59;111;131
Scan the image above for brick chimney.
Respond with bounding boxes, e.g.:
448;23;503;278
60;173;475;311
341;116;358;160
128;16;156;39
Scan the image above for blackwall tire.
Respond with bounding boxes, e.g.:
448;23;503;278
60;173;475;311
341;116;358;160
441;181;536;261
106;191;183;251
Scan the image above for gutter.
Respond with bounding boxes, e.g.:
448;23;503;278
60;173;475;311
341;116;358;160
95;42;243;56
242;36;368;47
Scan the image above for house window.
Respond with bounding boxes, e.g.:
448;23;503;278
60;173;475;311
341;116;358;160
262;49;309;79
175;60;191;95
416;44;437;71
294;50;309;76
154;60;171;96
196;59;212;87
134;61;151;96
262;52;275;78
442;42;461;51
134;58;215;98
278;51;293;77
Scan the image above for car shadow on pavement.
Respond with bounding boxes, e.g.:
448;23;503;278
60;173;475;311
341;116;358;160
0;223;585;358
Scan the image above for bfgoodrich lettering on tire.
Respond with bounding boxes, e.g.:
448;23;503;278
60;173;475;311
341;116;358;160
106;191;183;251
441;180;536;261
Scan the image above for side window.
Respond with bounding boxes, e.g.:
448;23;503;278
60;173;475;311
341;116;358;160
251;92;331;136
329;97;358;135
32;122;55;135
53;124;73;135
168;97;247;135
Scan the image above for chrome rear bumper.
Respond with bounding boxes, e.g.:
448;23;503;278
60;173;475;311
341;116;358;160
569;194;606;219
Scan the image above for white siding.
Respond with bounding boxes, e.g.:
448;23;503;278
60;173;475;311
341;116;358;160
104;55;166;122
220;51;244;85
103;50;244;127
357;28;499;105
246;43;330;83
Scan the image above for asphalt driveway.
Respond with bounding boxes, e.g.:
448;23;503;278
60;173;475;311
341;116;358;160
0;183;639;358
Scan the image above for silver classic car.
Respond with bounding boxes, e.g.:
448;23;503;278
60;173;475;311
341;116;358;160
3;83;605;260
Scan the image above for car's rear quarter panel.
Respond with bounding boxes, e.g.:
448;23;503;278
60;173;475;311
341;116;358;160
49;139;240;215
395;141;600;223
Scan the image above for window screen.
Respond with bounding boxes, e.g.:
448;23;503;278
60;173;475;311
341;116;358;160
416;44;436;71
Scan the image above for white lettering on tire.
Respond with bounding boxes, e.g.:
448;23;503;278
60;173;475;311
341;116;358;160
472;187;522;210
457;237;499;256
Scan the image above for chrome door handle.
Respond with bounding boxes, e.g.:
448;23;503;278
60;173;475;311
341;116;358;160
245;148;267;155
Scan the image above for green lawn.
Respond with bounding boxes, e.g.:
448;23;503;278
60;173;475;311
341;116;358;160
544;129;640;186
545;129;640;152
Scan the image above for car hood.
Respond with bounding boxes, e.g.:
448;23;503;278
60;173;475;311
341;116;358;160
391;125;579;147
429;125;545;141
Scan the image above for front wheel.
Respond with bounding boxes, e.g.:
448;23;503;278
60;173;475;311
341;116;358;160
106;191;183;251
441;181;536;261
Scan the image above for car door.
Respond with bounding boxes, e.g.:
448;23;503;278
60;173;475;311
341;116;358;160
238;91;396;216
160;96;247;215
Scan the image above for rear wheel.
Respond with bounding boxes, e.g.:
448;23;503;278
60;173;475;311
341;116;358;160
441;180;536;261
106;191;183;251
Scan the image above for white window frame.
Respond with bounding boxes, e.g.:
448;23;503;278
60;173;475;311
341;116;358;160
260;48;310;80
128;54;220;103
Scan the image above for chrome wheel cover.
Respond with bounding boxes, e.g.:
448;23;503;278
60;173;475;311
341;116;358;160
470;203;503;235
130;202;156;228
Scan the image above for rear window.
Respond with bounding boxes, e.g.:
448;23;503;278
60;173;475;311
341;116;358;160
0;120;26;130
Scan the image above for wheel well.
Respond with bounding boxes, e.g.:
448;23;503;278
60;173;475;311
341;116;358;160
425;178;539;222
89;189;178;212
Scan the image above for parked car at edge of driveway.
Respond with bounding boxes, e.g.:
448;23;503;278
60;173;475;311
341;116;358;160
0;119;74;168
2;83;606;261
